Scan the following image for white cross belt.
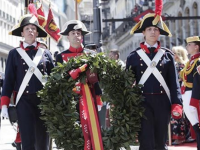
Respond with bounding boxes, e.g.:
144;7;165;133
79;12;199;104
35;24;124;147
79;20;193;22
16;47;46;105
137;49;171;103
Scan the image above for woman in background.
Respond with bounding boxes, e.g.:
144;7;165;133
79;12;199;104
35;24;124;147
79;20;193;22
170;46;194;145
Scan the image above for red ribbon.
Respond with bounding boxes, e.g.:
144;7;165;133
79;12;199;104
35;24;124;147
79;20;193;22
79;83;104;150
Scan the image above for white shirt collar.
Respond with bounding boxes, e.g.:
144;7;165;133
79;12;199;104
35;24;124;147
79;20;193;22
144;42;158;48
23;41;37;48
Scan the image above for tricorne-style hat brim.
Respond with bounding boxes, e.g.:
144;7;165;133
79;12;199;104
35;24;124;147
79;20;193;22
59;20;91;36
130;13;172;37
9;14;47;37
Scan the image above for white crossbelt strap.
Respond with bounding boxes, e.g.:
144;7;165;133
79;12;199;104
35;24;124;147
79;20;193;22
16;47;46;105
137;49;171;103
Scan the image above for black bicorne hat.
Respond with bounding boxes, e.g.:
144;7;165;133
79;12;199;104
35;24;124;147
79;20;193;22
9;14;47;37
59;20;91;36
130;0;172;37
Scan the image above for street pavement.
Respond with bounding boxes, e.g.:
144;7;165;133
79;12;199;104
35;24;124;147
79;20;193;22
0;119;196;150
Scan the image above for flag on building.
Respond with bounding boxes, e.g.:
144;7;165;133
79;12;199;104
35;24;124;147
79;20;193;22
37;3;46;27
44;8;61;42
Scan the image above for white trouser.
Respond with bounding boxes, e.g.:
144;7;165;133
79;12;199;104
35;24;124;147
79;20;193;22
183;90;199;126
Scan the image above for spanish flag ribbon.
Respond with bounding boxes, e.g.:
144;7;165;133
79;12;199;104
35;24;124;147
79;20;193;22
80;83;104;150
69;64;104;150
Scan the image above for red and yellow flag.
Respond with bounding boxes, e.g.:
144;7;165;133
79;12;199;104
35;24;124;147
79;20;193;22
37;3;46;27
44;8;61;42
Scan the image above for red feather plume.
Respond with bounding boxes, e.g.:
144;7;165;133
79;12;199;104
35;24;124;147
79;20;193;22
155;0;163;16
28;3;38;18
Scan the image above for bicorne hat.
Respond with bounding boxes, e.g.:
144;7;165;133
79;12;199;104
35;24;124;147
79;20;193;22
9;14;47;37
60;20;91;36
130;0;172;37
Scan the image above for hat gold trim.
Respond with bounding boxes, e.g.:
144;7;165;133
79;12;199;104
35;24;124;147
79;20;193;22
130;13;172;37
186;36;200;43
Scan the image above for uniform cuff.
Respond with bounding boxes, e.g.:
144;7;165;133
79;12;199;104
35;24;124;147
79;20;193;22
190;98;199;108
1;96;10;107
171;104;183;119
96;95;103;106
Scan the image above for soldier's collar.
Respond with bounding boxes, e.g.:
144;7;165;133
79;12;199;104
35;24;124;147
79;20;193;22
20;41;40;51
190;52;200;62
69;45;83;53
140;41;160;54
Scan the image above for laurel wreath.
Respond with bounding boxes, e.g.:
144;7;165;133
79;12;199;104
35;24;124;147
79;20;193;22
38;53;144;150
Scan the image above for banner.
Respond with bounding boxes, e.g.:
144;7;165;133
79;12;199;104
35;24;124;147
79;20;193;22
44;8;61;42
37;3;46;27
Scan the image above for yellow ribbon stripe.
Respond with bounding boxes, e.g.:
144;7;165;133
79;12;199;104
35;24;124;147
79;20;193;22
83;84;103;150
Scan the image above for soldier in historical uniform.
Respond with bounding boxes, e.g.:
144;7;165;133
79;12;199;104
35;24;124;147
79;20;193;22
0;14;54;150
56;19;103;108
181;36;200;150
126;0;182;149
55;20;91;64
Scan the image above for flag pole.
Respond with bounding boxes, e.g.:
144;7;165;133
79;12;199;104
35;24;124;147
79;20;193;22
25;0;29;14
48;1;51;51
75;0;78;19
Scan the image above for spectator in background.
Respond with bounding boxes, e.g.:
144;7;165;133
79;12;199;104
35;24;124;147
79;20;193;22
109;49;125;68
85;43;97;52
38;40;48;49
170;46;194;145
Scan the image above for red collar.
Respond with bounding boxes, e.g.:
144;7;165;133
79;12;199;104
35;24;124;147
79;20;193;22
190;53;200;62
20;42;40;51
69;45;83;53
140;41;161;54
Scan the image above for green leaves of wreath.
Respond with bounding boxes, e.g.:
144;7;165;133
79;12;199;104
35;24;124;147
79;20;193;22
38;53;144;150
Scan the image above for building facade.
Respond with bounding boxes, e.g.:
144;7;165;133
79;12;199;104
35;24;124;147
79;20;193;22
102;0;200;61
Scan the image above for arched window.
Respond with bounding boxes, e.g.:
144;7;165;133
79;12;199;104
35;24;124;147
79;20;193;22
184;7;190;37
193;2;198;35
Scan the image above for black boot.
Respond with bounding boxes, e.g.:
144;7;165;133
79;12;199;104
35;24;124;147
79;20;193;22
12;142;22;150
193;123;200;150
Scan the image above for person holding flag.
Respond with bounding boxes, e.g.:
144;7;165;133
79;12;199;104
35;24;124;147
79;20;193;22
0;14;54;150
126;0;182;149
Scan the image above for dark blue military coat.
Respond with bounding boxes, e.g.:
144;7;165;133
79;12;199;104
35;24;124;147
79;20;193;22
126;42;182;105
1;43;54;106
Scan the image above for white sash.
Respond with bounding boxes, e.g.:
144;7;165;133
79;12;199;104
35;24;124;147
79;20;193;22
137;49;171;103
15;47;46;105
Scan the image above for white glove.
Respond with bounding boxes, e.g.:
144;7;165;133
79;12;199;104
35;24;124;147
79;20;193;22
97;105;102;111
1;105;9;119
